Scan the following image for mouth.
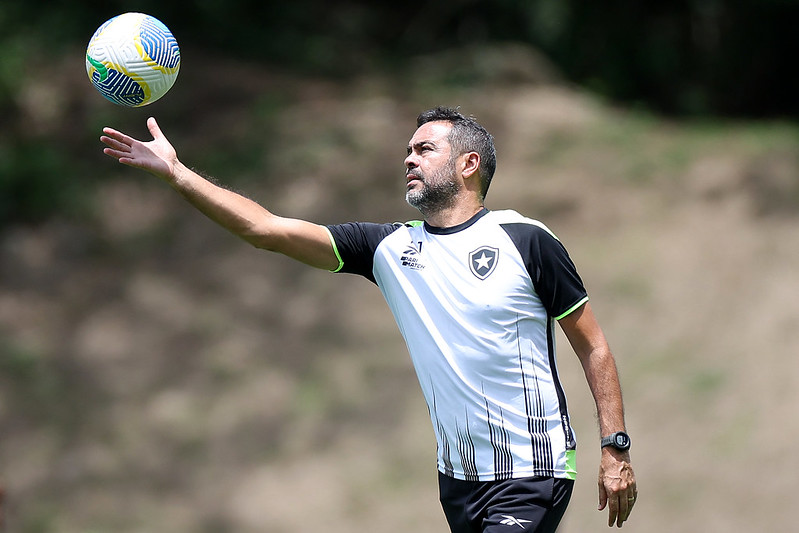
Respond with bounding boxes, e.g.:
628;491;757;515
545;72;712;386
406;172;423;187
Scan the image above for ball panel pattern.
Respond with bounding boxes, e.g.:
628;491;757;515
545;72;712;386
90;68;146;106
139;17;180;71
85;13;180;107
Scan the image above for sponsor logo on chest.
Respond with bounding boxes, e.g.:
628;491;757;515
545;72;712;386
399;242;425;271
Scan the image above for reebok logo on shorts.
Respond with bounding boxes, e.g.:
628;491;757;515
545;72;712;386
499;514;532;528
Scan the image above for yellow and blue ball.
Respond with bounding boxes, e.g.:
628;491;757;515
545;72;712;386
86;13;180;107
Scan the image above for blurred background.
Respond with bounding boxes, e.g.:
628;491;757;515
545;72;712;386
2;1;798;531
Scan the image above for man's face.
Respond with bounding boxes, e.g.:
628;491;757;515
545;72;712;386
404;121;461;212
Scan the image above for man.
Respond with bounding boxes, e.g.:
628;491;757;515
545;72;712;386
100;107;637;531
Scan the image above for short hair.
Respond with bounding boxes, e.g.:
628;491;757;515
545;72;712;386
416;106;497;199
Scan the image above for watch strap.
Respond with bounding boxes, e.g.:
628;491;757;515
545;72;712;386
601;431;630;450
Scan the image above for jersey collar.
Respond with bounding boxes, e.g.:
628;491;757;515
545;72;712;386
424;207;489;235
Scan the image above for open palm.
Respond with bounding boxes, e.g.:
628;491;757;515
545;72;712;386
100;117;178;180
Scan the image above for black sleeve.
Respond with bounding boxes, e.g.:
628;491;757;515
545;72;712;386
501;223;588;319
326;222;402;283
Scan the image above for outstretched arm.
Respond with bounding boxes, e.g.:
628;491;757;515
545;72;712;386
101;118;340;270
559;302;637;528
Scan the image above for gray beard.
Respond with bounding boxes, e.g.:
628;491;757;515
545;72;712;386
405;168;460;214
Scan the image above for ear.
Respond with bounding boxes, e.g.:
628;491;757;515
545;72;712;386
460;151;480;180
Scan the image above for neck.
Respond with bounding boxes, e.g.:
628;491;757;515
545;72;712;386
422;201;484;228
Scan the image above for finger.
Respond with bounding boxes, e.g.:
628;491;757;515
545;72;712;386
617;496;629;527
616;493;637;527
607;496;618;527
598;479;608;511
100;136;130;152
102;147;126;159
102;127;136;146
624;492;637;520
147;117;163;140
102;145;138;165
102;148;136;165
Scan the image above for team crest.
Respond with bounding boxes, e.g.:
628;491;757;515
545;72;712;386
469;246;498;280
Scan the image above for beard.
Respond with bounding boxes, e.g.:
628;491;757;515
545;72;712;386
405;162;461;214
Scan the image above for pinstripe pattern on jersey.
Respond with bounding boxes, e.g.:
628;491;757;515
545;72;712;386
483;385;514;480
456;413;480;481
430;386;455;477
517;316;555;476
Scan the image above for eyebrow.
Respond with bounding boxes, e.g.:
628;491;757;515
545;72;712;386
407;140;437;155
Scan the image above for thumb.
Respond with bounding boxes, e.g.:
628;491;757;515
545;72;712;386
147;116;164;140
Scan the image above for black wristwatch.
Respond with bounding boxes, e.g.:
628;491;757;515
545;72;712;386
601;431;631;451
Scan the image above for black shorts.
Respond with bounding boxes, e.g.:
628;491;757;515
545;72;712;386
438;472;574;533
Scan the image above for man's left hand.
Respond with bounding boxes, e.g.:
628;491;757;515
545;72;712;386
598;448;637;527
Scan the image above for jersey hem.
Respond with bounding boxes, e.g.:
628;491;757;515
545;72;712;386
438;466;578;482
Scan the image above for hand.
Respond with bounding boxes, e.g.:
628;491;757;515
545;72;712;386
598;448;637;527
101;117;179;181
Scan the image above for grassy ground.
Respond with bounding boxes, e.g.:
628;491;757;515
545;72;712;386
1;44;798;532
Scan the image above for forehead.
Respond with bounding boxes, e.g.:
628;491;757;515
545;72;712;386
408;121;452;147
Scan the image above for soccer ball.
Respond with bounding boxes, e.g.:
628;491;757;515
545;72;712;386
86;13;180;107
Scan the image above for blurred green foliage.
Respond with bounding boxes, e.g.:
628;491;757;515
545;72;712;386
2;0;797;114
1;0;798;225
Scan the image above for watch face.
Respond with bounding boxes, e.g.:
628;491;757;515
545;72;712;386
615;433;630;448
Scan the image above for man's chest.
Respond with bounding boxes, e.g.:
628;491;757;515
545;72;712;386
374;229;544;319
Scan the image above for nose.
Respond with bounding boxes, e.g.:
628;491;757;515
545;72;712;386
405;152;418;170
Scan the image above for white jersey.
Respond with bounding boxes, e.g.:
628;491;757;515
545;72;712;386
326;209;588;481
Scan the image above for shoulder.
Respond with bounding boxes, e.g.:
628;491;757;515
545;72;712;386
325;220;417;278
327;221;408;244
486;209;560;241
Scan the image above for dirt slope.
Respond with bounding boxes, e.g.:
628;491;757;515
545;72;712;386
1;44;798;532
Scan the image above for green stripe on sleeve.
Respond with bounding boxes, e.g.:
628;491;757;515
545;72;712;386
324;227;345;273
554;296;589;321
